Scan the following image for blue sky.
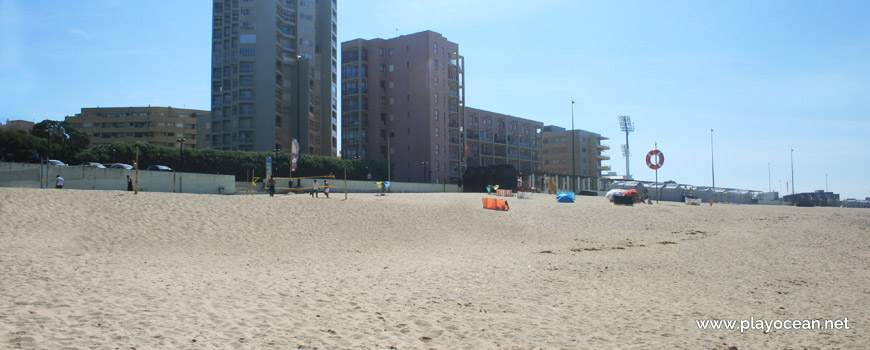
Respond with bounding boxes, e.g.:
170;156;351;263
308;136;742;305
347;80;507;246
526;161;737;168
1;1;868;198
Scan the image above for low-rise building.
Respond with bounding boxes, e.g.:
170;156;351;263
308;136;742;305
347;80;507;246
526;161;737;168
541;125;610;190
0;120;35;132
464;107;543;174
65;107;208;148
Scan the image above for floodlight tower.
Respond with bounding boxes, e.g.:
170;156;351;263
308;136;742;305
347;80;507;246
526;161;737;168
618;116;634;180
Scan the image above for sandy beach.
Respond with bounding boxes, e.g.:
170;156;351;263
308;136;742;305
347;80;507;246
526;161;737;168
0;187;867;349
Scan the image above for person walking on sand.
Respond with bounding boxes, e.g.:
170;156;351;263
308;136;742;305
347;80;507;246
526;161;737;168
126;175;134;191
311;179;319;198
268;177;276;197
323;180;330;198
55;175;64;189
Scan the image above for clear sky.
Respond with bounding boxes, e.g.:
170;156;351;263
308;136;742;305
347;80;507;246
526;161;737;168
2;1;868;199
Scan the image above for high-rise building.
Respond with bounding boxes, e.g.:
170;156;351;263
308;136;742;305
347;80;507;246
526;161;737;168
464;107;543;174
66;107;207;148
541;125;610;190
341;31;464;183
209;0;337;157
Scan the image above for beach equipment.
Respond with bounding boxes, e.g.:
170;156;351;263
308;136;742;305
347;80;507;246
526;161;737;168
605;189;627;200
481;197;510;211
613;195;634;205
516;191;532;199
556;191;575;203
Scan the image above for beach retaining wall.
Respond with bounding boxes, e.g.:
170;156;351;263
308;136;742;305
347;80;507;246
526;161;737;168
0;161;235;194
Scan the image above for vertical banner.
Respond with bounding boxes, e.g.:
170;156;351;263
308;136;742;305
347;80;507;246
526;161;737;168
291;138;300;172
266;156;273;179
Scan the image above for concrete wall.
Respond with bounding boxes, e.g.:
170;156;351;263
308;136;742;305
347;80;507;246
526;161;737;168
0;161;235;194
247;177;460;195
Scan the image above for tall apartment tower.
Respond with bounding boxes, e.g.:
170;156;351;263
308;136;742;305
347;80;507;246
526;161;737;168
210;0;338;157
341;31;465;184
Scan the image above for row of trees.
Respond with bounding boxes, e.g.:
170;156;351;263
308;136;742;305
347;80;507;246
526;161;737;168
0;121;387;181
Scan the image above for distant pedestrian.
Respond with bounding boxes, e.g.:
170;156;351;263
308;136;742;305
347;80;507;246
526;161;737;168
268;177;276;197
367;172;372;181
55;175;64;189
311;179;319;198
324;180;330;198
126;175;133;191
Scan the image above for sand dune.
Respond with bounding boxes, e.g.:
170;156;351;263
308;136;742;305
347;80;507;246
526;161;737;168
1;188;867;349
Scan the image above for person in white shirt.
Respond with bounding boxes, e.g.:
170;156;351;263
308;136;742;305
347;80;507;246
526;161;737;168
311;179;319;198
55;175;64;189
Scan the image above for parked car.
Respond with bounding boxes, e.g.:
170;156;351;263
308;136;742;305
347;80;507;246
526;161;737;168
146;165;173;172
47;159;67;166
109;163;134;170
79;162;106;168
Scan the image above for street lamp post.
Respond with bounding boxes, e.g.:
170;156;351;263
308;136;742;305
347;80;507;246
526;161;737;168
387;131;392;183
570;100;576;193
711;129;715;190
421;161;429;183
177;138;186;193
790;147;795;195
768;162;771;192
274;148;281;177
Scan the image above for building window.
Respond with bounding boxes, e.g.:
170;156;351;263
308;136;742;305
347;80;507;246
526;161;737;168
240;7;256;16
434;59;438;70
435;144;440;155
388;64;394;72
434;94;438;104
434;76;438;87
435;128;439;138
435;161;440;171
434;42;438;53
389;49;394;56
240;48;255;56
434;109;439;120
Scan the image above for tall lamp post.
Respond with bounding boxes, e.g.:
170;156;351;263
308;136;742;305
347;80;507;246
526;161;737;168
790;147;794;195
274;147;281;178
768;162;771;192
177;138;186;193
570;100;576;193
710;129;715;189
387;131;393;182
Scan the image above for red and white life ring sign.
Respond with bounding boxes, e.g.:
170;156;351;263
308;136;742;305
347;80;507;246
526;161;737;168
646;150;664;170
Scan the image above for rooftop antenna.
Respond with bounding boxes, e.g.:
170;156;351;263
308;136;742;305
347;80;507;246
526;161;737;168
618;115;634;179
395;28;398;37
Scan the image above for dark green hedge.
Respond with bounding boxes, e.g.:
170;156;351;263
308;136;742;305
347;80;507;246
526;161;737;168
1;127;385;181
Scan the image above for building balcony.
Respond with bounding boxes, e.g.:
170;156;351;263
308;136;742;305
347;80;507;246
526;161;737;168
598;154;610;161
598;165;611;171
597;144;610;150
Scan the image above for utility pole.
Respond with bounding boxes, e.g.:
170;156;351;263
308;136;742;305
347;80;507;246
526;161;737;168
768;162;771;192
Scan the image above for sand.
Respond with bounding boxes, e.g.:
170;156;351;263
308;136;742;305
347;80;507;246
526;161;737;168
0;187;867;349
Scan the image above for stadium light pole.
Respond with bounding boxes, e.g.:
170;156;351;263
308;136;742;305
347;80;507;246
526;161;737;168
571;100;576;193
618;116;634;180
